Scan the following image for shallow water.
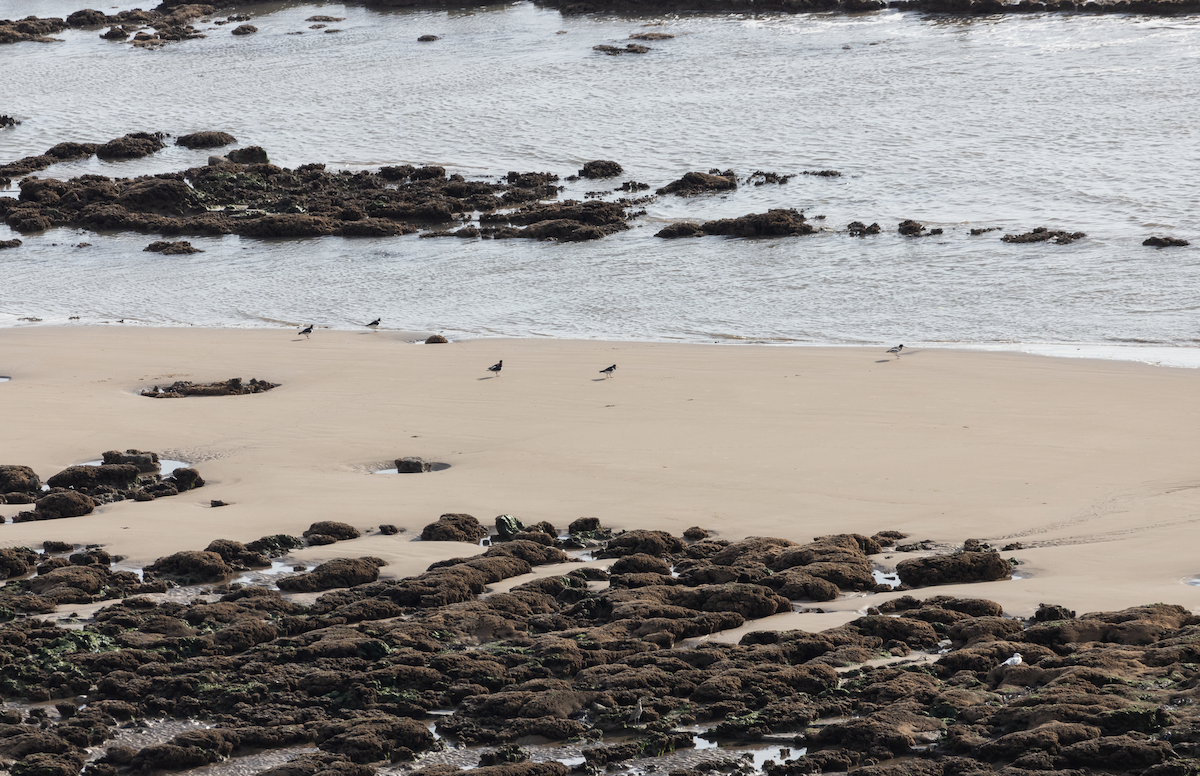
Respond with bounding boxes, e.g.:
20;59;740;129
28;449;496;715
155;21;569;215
1;2;1198;366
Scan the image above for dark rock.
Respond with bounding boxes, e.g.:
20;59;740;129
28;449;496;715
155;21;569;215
418;34;439;41
422;513;488;543
176;131;236;149
896;550;1012;587
277;557;385;592
1034;602;1076;622
30;491;96;520
579;160;623;178
657;171;736;196
304;521;361;541
1001;227;1087;245
232;24;257;35
226;146;269;164
379;524;400;535
425;334;449;344
655;222;705;239
0;238;21;249
0;464;41;494
701;209;814;238
848;221;881;236
145;240;202;254
397;457;433;473
96;132;165;160
496;514;526;541
145;550;231;583
1143;236;1189;248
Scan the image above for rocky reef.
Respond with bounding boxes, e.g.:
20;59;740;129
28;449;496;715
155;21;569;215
1;518;1199;776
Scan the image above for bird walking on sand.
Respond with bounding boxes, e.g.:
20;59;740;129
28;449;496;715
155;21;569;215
600;364;617;378
366;318;380;329
487;360;503;376
299;325;313;339
1001;653;1022;667
886;344;904;356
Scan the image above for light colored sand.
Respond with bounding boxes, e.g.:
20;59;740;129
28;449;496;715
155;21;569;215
2;326;1199;623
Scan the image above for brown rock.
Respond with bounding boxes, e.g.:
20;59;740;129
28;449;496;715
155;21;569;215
421;513;488;543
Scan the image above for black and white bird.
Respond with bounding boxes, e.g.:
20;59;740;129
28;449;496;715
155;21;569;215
600;364;617;378
886;344;905;355
487;360;503;375
366;318;380;329
299;325;313;339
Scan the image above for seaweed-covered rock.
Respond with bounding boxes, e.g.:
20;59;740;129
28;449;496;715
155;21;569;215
27;491;96;520
656;171;736;196
0;464;41;494
303;521;361;541
277;557;385;592
145;550;231;583
701;209;814;238
896;550;1012;587
47;464;139;491
579;160;623;179
96;132;165;160
176;131;236;149
422;513;488;543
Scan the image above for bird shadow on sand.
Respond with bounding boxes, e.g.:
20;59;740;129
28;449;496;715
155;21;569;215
478;376;496;381
591;378;610;382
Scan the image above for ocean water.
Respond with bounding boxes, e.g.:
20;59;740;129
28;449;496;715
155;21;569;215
1;1;1198;366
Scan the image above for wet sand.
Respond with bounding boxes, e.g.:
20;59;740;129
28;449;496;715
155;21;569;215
2;326;1199;622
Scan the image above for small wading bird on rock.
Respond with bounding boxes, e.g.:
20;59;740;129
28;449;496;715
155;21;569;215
487;360;503;375
366;318;380;328
627;697;644;726
886;344;904;355
299;325;313;339
600;364;617;378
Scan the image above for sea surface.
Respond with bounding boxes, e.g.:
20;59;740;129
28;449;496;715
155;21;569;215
1;1;1198;366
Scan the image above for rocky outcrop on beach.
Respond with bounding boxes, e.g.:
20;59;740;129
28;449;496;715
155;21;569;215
140;377;277;397
1;524;1200;776
4;454;204;519
0;159;641;241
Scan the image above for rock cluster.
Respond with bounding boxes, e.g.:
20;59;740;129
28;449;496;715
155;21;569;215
3;453;204;517
0;159;638;241
1;522;1199;776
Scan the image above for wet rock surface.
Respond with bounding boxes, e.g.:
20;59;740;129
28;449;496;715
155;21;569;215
1143;236;1189;248
1;523;1200;775
140;377;278;397
1001;226;1087;244
144;239;203;254
0;156;641;240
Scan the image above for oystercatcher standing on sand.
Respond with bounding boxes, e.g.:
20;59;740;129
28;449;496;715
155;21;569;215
886;344;904;356
299;325;313;339
487;360;503;376
600;364;617;378
366;318;380;329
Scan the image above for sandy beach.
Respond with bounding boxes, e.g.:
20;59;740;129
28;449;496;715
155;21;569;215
2;325;1199;623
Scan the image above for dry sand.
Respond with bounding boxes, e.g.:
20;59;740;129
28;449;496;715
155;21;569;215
2;326;1199;627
